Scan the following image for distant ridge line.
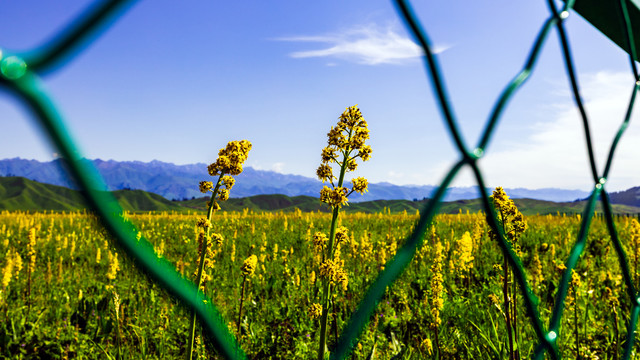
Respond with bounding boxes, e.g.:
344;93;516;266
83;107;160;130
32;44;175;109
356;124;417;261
0;157;601;202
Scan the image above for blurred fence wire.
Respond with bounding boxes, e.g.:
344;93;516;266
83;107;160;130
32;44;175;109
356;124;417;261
0;0;638;358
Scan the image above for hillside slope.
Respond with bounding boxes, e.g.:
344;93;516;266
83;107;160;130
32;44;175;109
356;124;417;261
0;177;184;212
2;176;639;215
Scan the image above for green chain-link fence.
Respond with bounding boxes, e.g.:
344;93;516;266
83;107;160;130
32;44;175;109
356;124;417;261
1;0;638;359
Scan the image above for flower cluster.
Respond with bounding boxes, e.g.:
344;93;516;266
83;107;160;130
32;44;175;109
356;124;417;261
313;232;328;252
241;255;258;277
194;232;224;287
320;186;348;209
317;105;371;209
200;140;251;208
451;231;474;278
430;243;444;328
308;303;323;319
318;259;348;291
106;250;120;282
27;228;37;274
334;227;349;246
196;217;211;229
207;140;252;177
489;187;527;244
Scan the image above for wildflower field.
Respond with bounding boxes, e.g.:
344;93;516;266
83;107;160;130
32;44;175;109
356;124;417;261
2;208;640;359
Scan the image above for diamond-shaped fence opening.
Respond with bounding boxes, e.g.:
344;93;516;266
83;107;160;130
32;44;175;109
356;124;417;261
0;0;639;359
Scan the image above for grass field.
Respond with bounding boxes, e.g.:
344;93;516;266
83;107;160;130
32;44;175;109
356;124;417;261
1;209;639;359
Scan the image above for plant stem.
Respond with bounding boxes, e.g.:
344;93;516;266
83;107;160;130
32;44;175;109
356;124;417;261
237;275;247;336
574;289;579;360
512;270;519;360
503;257;514;360
434;326;440;358
613;306;619;360
187;174;223;360
26;266;32;319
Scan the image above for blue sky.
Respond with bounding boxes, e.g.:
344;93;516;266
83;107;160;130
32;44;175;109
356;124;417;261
1;0;639;192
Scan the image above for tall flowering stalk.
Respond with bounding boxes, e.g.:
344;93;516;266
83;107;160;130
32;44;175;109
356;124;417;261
489;187;526;360
186;140;251;360
628;218;640;288
450;231;474;287
315;105;371;360
237;255;257;336
26;228;36;315
430;242;444;356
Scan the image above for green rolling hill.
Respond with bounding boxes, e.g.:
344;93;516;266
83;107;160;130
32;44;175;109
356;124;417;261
0;177;184;212
0;176;87;211
1;176;639;215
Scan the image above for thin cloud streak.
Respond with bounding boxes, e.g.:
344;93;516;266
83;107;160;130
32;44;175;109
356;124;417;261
276;23;451;65
479;71;640;191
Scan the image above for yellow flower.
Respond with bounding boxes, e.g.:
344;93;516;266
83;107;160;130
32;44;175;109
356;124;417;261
430;243;444;328
313;232;328;249
327;125;347;149
218;188;230;201
309;303;323;319
421;338;433;356
320;186;348;209
211;233;224;246
335;227;349;245
351;177;368;194
107;250;120;281
489;187;527;244
531;251;544;287
335;268;348;291
320;186;333;205
27;228;37;274
222;176;235;190
207;140;252;176
350;126;370;149
319;259;338;282
359;145;372;161
345;158;358;172
339;105;364;128
196;217;211;229
451;231;474;278
1;249;14;290
316;164;334;183
321;147;336;163
241;255;258;277
199;181;213;193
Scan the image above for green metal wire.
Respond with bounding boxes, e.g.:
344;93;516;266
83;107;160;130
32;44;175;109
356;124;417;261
0;1;245;359
1;0;639;359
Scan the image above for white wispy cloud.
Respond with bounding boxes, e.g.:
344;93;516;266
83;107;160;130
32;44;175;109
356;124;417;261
275;23;451;65
477;71;640;191
271;162;285;173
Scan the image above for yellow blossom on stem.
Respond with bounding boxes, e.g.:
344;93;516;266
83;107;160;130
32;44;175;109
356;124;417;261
199;181;213;193
351;177;368;195
1;249;14;290
107;250;120;282
221;175;235;190
241;255;258;277
335;227;349;246
430;243;444;328
309;303;323;319
451;231;474;278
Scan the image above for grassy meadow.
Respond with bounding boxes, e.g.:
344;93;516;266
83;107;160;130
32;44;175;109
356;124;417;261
1;209;640;359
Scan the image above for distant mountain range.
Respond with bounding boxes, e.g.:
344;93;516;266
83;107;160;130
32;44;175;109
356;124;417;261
0;157;611;202
3;176;640;215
